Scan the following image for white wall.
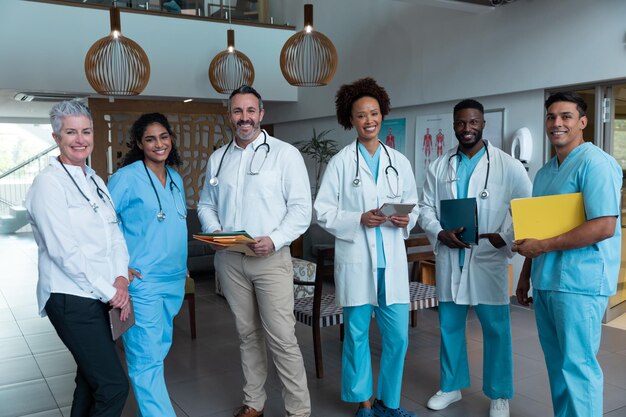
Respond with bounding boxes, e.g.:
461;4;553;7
3;0;625;116
264;0;626;124
0;0;297;102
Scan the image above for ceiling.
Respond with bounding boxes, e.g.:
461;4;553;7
0;89;69;121
0;0;515;121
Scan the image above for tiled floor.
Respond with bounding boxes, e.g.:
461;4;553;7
2;232;626;417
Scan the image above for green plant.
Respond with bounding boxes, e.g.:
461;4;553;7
294;129;338;197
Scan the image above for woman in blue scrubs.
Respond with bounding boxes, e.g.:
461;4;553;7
108;113;188;417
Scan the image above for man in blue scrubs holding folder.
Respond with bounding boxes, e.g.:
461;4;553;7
515;92;622;417
419;99;531;417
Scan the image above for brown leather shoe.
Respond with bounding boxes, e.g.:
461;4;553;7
233;405;264;417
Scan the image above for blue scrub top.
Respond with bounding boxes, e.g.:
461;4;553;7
531;143;622;296
108;161;188;282
456;146;486;266
358;143;386;269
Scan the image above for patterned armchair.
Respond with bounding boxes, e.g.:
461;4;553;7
292;257;316;298
214;257;317;299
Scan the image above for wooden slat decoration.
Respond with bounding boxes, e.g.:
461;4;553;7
89;98;232;208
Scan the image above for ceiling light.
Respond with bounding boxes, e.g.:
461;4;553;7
279;4;338;87
208;29;255;95
84;7;150;96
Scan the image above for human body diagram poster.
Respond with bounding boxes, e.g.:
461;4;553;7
380;118;406;154
414;109;504;190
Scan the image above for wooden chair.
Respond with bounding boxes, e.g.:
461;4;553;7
184;275;197;339
405;234;435;281
293;251;344;379
405;235;437;326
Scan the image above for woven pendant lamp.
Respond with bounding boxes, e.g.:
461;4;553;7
208;29;255;95
84;7;150;96
280;4;338;87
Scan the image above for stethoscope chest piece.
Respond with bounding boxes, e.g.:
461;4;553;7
209;177;219;187
353;178;361;187
479;189;490;200
157;211;166;222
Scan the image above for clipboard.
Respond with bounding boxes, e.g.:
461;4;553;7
108;299;135;341
511;192;586;240
440;198;478;244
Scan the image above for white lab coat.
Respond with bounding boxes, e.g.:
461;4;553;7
314;141;419;307
418;141;532;305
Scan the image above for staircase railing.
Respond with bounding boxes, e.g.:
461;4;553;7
0;145;58;217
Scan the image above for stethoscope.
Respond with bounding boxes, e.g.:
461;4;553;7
209;130;270;187
352;140;400;198
58;157;119;224
447;140;490;200
142;161;187;222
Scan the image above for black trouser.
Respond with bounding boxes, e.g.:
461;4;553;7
45;293;129;417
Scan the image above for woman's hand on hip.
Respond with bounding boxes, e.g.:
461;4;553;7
128;268;142;282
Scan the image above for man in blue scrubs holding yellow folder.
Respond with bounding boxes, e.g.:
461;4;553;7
515;92;622;417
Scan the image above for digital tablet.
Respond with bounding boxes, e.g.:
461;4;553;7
379;203;416;217
108;299;135;341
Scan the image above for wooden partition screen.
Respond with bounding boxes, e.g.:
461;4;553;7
89;98;233;208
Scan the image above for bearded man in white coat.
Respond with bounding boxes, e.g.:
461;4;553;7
418;99;532;417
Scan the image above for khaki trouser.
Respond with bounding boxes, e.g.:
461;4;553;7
215;247;311;417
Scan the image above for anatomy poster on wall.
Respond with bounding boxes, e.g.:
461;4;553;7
380;118;406;154
413;109;506;190
414;113;453;189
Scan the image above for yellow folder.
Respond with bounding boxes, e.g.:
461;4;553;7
511;192;586;240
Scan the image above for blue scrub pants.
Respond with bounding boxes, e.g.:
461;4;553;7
534;289;607;417
438;302;513;399
341;268;409;408
123;277;185;417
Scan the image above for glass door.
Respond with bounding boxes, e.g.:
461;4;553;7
603;83;626;322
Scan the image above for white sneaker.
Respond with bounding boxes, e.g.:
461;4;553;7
426;390;462;410
489;399;509;417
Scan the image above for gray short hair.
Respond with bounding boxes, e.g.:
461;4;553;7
227;85;264;112
50;100;92;134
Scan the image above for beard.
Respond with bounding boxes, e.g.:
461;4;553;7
455;129;483;150
235;120;260;142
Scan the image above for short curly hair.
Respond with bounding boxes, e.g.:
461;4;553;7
335;77;391;130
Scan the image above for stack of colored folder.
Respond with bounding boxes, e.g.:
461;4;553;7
193;231;256;246
193;231;258;256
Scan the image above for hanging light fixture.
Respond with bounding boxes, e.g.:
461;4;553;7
208;28;255;94
280;4;338;87
84;6;150;96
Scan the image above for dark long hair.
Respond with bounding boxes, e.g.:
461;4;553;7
120;113;181;168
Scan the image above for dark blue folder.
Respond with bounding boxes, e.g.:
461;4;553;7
440;197;478;244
